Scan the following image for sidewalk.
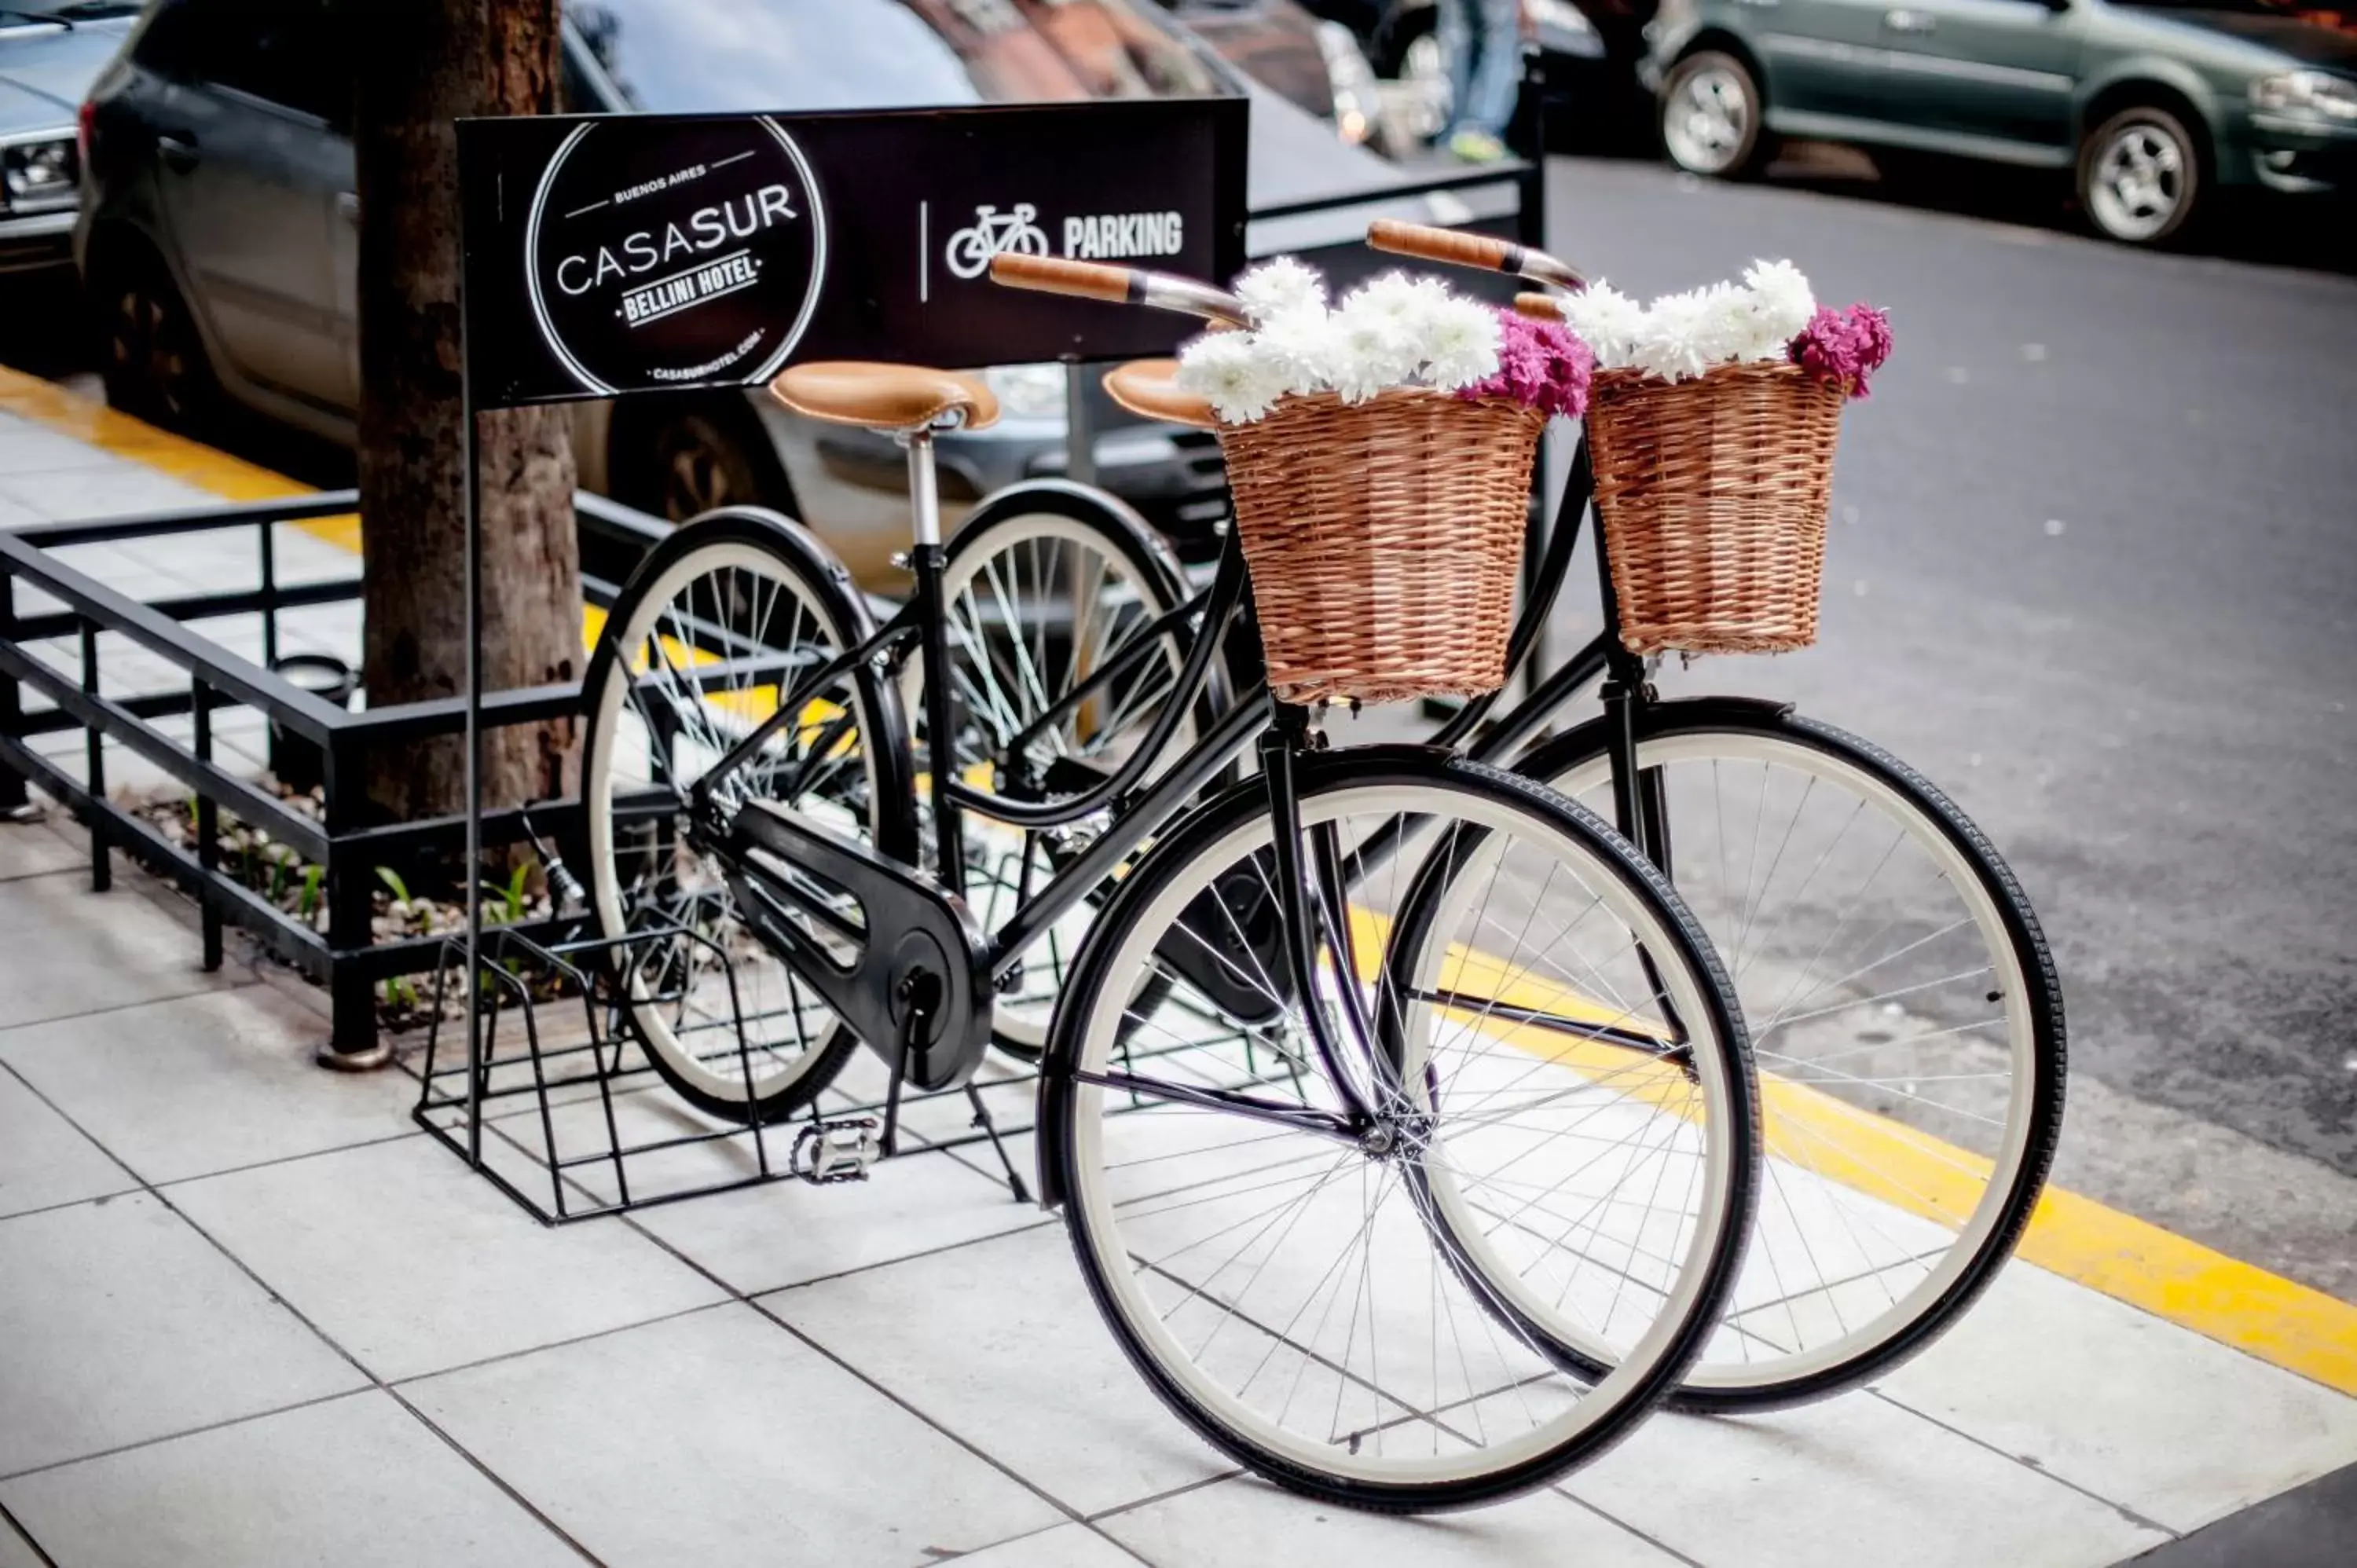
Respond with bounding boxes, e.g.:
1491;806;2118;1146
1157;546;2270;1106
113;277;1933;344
4;368;2356;1566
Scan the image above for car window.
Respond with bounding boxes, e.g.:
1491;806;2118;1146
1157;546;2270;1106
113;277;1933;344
567;0;1222;114
135;0;352;129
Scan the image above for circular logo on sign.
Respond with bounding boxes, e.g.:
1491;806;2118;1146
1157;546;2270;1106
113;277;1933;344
523;116;827;396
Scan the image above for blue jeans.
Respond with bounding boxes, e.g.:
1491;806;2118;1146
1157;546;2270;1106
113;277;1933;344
1438;0;1523;141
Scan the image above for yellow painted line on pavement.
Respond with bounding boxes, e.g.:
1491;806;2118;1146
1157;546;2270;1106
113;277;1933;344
0;361;361;551
1347;903;2357;1396
13;357;2355;1396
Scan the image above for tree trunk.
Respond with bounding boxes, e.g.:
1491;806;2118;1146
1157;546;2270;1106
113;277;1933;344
353;0;581;826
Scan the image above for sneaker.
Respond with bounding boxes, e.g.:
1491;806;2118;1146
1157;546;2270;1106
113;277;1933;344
1447;128;1508;164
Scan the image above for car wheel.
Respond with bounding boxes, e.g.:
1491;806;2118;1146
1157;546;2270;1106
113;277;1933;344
97;248;215;431
2077;106;2202;246
1661;51;1768;178
618;400;798;524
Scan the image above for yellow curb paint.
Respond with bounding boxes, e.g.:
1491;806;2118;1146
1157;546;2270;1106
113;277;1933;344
0;362;362;551
13;357;2356;1396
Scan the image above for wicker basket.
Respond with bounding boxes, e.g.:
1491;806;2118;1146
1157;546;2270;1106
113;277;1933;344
1585;361;1846;656
1219;389;1546;705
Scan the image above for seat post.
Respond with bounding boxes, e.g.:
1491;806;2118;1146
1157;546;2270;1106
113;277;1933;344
904;425;941;549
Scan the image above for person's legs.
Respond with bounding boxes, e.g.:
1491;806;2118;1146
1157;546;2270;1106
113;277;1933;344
1454;0;1525;146
1435;0;1478;140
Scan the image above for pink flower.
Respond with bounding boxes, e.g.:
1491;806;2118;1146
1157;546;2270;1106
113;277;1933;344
1790;304;1894;399
1458;307;1593;418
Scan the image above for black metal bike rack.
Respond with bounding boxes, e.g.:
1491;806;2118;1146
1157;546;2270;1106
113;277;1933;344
0;489;671;1062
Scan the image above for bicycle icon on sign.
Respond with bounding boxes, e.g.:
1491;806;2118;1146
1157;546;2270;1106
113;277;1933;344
944;203;1050;280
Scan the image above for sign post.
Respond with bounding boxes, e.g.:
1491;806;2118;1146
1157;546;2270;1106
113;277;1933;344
449;99;1245;1159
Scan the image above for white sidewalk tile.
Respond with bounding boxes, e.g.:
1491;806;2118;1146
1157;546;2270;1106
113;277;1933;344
0;420;121;474
0;465;214;522
631;1138;1050;1296
0;986;408;1187
0;1067;134;1218
1102;1475;1682;1567
0;1515;40;1568
955;1523;1142;1567
0;872;244;1031
1563;1385;2169;1568
0;1192;364;1477
0;1391;581;1568
0;822;78;882
0;493;41;529
766;1224;1230;1515
1878;1261;2357;1533
167;1136;727;1383
405;1304;1063;1568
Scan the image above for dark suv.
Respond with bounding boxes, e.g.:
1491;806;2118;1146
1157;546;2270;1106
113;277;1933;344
75;0;1385;574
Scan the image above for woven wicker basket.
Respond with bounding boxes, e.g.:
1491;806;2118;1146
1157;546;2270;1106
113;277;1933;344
1219;389;1547;705
1585;361;1846;656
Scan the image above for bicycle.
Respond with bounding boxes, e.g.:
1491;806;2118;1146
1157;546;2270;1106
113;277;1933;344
576;304;1764;1507
969;230;2065;1416
944;202;1051;280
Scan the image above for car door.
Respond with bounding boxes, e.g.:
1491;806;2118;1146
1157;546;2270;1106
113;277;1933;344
146;0;353;411
1869;0;2083;153
1742;0;1905;127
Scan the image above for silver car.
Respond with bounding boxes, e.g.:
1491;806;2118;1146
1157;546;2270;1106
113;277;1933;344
74;0;1388;577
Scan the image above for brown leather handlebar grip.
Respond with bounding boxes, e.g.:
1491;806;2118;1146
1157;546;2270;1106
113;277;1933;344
1513;291;1567;323
990;253;1136;304
1366;219;1518;273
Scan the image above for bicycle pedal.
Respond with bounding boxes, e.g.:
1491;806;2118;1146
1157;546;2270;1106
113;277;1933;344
791;1118;885;1185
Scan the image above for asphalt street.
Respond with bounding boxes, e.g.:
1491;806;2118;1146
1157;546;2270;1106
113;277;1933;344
1533;155;2357;1295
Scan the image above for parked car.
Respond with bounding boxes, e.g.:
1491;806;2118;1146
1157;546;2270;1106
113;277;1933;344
1644;0;2357;244
0;1;137;276
71;0;1391;577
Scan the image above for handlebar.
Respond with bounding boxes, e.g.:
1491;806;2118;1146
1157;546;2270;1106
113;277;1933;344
1512;291;1566;324
989;253;1252;328
1365;219;1585;292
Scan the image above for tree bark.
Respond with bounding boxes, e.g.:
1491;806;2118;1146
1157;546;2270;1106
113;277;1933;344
353;0;581;826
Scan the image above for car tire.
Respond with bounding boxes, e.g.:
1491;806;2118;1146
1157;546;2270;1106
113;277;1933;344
2077;105;2203;246
94;243;217;433
614;396;800;524
1661;50;1769;179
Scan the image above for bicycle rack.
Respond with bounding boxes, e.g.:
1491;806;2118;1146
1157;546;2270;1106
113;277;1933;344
412;916;1297;1225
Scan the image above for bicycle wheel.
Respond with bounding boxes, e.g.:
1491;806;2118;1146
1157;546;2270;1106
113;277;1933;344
1042;751;1757;1511
581;508;915;1123
1521;699;2064;1410
921;489;1216;1056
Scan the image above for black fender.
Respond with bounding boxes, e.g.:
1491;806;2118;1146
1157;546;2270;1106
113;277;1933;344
947;478;1194;611
1032;743;1457;1211
1508;694;1796;789
580;504;919;868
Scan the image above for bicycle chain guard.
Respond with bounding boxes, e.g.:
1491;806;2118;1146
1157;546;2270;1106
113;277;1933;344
723;800;994;1093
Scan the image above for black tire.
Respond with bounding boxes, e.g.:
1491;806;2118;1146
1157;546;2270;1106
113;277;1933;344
2077;104;2204;246
1042;749;1760;1511
1659;49;1769;179
93;239;218;432
931;483;1226;1061
579;507;916;1124
614;395;799;524
1517;699;2066;1412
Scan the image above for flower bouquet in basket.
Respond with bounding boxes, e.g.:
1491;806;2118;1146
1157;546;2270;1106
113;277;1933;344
1557;263;1894;656
1174;258;1593;706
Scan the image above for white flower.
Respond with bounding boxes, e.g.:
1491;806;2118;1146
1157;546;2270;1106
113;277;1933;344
1248;304;1337;398
1417;295;1503;390
1175;330;1292;423
1561;282;1645;370
1740;258;1816;351
1235;256;1327;321
1629;287;1723;382
1314;308;1416;402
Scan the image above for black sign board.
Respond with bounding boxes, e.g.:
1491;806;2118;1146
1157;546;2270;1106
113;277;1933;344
457;99;1248;411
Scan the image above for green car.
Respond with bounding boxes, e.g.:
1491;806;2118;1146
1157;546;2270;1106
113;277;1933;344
1643;0;2357;243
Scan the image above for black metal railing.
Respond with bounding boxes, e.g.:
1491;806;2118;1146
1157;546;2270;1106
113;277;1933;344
0;489;668;1059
